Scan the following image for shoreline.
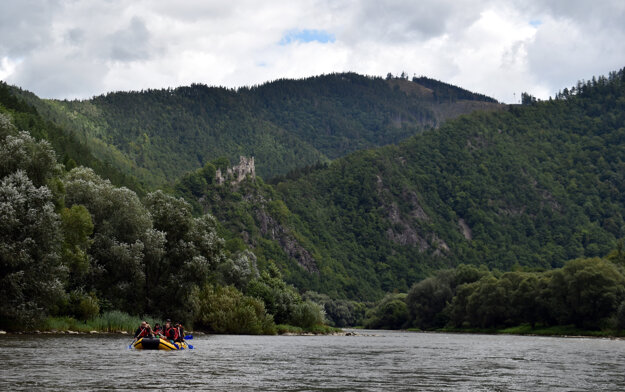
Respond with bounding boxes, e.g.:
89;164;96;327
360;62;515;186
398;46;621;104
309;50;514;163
0;329;351;336
3;327;621;339
409;328;625;340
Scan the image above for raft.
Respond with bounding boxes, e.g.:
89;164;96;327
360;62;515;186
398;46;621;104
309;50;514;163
132;337;190;350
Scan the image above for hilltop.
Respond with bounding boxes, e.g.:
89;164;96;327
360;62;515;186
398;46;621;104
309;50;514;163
9;73;502;187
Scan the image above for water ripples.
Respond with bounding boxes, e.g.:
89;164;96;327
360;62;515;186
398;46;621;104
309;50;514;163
1;331;624;391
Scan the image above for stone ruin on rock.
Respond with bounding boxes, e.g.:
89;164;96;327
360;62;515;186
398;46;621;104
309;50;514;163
215;156;256;185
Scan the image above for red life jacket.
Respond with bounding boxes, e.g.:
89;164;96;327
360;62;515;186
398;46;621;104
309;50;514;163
165;326;178;341
137;327;150;338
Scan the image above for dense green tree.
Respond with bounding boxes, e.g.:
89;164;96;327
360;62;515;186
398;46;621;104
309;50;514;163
60;204;94;290
0;171;64;328
557;258;625;328
363;293;409;329
196;284;276;334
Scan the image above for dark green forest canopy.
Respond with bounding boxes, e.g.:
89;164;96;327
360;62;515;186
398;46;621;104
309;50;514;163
0;82;144;193
8;73;502;188
179;69;625;301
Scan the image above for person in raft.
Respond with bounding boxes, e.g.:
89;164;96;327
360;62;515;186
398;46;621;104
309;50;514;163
163;320;179;343
134;321;153;339
153;323;163;337
175;323;185;343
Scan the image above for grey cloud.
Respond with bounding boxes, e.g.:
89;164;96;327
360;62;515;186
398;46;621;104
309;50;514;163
0;0;61;57
342;0;485;43
7;50;107;99
65;28;85;46
147;0;235;22
107;17;153;62
521;0;625;93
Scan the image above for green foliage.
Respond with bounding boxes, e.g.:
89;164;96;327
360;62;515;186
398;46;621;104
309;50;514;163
0;170;65;329
42;310;159;333
288;301;325;328
303;291;366;327
424;257;625;331
60;205;94;289
0;117;65;329
67;290;100;321
0;112;315;333
12;73;498;187
264;67;625;299
0;82;144;194
364;293;409;329
196;285;276;334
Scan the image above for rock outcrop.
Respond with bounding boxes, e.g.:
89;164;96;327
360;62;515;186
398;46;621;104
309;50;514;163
216;156;256;185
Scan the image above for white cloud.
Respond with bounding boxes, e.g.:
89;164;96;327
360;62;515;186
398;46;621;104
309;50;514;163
0;0;624;102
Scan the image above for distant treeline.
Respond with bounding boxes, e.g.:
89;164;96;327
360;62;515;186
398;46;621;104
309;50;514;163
364;255;625;331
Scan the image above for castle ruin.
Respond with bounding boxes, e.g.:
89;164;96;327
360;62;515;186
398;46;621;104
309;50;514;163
215;156;256;185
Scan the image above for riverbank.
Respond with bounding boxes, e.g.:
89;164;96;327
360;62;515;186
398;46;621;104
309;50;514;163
0;312;344;336
427;324;625;339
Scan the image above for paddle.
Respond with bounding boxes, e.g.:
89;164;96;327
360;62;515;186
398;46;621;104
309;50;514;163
181;334;194;349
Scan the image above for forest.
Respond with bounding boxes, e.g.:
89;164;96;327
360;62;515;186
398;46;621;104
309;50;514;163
2;68;625;335
174;69;625;304
10;73;501;188
0;105;325;333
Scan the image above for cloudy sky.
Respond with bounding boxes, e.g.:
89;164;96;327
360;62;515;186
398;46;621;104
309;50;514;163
1;0;624;103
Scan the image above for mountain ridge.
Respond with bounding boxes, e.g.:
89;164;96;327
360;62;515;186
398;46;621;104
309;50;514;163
8;72;502;188
176;68;625;300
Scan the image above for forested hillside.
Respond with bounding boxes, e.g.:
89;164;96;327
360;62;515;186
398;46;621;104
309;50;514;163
10;73;501;187
0;82;143;193
179;69;625;301
0;107;327;333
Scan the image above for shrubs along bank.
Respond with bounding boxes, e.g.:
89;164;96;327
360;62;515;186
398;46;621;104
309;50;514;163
0;111;326;334
363;256;625;335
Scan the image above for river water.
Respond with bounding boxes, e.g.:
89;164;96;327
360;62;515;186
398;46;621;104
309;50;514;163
1;330;623;391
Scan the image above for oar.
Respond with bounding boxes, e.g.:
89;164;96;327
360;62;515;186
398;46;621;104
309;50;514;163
181;335;194;349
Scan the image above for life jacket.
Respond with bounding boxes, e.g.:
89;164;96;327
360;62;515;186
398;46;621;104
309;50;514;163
165;326;178;341
175;325;184;342
153;326;162;334
136;327;150;338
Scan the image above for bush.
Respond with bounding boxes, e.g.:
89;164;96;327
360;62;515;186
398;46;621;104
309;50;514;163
288;301;325;328
196;285;276;334
69;290;100;321
363;293;409;329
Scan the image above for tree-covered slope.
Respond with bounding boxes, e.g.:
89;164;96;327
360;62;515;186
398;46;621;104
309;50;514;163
11;73;501;187
180;69;625;301
0;82;144;193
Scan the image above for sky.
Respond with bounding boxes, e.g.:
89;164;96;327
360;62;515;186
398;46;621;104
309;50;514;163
1;0;624;103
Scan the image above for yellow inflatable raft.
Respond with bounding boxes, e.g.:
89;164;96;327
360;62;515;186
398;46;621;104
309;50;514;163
132;337;189;350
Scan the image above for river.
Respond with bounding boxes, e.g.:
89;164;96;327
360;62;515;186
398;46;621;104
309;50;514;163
1;330;623;391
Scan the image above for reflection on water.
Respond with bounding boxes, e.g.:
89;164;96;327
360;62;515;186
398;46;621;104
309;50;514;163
1;330;623;391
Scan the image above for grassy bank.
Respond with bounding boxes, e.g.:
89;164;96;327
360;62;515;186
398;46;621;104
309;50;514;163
22;313;341;336
436;324;625;338
38;311;159;334
276;324;342;335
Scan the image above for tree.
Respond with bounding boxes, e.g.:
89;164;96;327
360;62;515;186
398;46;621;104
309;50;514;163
60;204;94;290
0;171;64;328
406;271;453;329
560;258;625;328
363;293;409;329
